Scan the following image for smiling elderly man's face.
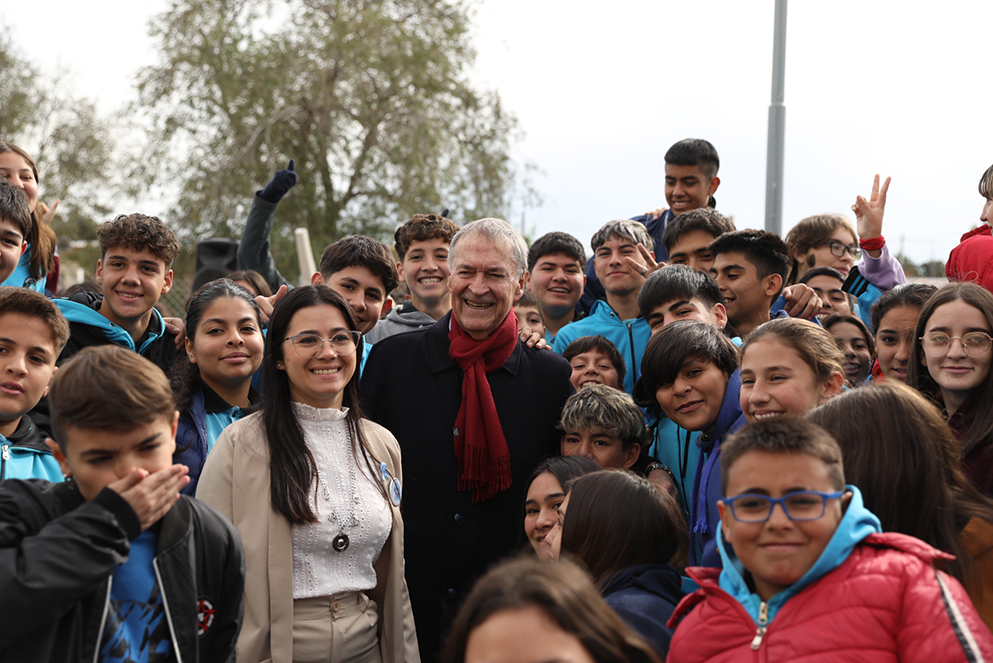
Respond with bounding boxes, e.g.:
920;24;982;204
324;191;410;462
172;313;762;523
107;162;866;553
448;234;525;341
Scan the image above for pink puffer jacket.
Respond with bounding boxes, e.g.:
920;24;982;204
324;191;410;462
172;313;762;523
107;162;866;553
667;533;993;662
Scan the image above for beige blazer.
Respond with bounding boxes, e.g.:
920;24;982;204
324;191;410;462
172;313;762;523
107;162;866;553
197;412;420;663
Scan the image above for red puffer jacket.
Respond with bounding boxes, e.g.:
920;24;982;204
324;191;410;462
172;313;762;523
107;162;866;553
667;533;993;663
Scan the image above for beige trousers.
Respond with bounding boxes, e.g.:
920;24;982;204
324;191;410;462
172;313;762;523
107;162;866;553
292;592;382;663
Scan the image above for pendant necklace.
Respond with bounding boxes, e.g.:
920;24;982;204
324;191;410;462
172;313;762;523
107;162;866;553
318;465;359;552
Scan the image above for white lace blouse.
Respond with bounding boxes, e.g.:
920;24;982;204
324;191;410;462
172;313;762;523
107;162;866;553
290;403;392;599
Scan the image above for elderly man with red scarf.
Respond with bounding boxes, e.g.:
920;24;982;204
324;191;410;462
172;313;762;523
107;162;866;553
362;218;574;663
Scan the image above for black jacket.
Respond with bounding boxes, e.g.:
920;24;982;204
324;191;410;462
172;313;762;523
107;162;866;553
601;563;685;659
0;479;244;662
361;312;574;662
55;291;179;371
29;292;180;439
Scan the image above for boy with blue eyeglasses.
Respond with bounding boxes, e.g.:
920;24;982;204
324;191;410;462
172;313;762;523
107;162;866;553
668;416;993;662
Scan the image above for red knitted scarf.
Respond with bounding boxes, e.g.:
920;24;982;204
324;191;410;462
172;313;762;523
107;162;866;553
448;309;519;502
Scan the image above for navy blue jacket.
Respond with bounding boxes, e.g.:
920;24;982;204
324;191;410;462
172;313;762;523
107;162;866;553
174;385;260;496
602;563;685;660
690;370;746;567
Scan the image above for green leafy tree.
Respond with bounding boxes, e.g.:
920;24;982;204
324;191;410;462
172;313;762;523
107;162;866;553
132;0;526;282
0;30;115;277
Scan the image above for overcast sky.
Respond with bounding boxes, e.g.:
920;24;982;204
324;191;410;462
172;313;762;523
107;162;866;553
4;0;992;264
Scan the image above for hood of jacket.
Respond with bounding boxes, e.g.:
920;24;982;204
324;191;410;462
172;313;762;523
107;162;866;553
55;292;168;354
2;414;47;452
689;370;746;565
715;484;881;624
696;370;744;455
601;563;685;606
385;301;437;328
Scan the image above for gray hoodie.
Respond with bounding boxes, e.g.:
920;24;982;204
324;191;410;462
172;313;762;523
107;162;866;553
365;301;441;344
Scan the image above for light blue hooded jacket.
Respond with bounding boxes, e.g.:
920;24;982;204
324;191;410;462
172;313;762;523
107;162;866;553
716;484;881;625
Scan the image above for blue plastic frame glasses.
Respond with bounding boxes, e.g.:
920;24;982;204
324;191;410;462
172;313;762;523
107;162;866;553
722;490;846;523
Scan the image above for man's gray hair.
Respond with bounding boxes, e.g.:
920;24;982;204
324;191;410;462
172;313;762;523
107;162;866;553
591;219;654;253
449;218;529;279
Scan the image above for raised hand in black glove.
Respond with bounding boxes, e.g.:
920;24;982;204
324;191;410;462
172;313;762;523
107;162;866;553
259;159;298;203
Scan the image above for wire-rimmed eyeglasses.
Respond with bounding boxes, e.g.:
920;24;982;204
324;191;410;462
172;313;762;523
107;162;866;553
284;331;362;358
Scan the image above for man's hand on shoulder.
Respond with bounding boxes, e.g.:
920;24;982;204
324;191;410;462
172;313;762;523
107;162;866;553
643;207;669;221
519;325;549;350
164;317;186;349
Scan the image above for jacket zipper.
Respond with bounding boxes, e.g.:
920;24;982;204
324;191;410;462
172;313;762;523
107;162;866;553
91;579;113;663
153;557;184;663
1;444;8;480
751;601;769;650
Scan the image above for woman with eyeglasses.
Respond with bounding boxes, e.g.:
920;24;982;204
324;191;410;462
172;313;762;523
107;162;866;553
198;285;419;663
784;176;905;296
907;282;993;496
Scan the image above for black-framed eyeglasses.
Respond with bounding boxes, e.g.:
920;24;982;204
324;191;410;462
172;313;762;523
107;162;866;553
920;331;993;358
722;490;846;523
284;331;362;358
820;240;861;260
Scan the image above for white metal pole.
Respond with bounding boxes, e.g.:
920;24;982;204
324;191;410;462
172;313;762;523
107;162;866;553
765;0;788;235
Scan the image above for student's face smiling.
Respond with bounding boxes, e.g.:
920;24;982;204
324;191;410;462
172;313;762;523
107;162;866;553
805;274;850;317
186;297;264;394
279;304;357;410
0;151;38;212
667;229;718;272
740;338;840;423
449;235;525;341
526;252;585;316
0;313;58;437
718;450;849;602
318;266;391;335
921;299;993;412
0;218;25;285
664;164;719;216
594;236;648;296
654;357;730;432
646;297;727;335
464;605;595;663
874;306;919;382
524;471;567;562
55;413;179;501
828;321;872;384
568;350;620;390
560;429;638;470
399;237;450;306
711;251;779;332
96;247;173;332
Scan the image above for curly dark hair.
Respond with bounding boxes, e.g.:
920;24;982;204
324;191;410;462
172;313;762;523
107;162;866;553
98;213;180;267
394;213;460;261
